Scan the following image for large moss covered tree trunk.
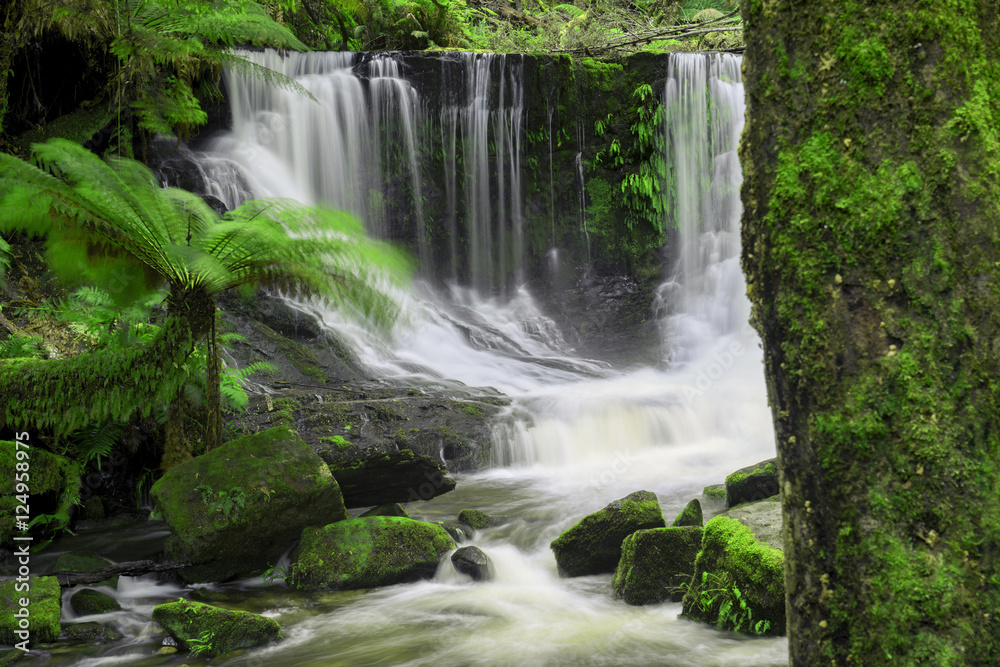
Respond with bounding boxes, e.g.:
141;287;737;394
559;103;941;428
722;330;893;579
739;0;1000;663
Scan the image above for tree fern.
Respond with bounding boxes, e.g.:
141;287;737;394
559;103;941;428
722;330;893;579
0;140;413;461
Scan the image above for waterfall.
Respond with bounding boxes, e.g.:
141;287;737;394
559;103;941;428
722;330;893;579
206;50;525;290
660;53;748;365
449;53;526;291
490;53;767;471
195;49;771;474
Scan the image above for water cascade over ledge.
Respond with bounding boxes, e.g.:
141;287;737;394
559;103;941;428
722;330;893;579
186;49;785;666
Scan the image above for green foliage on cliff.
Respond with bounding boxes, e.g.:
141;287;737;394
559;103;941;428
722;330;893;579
0;139;412;459
2;0;309;142
317;0;742;54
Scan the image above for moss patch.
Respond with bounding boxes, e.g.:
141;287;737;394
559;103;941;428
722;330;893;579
69;589;120;616
613;526;703;605
289;516;455;591
681;516;785;636
0;576;61;646
670;498;703;527
151;599;281;658
0;441;81;548
550;490;666;576
151;426;347;582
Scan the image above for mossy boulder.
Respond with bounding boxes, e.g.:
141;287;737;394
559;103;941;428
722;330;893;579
46;552;117;589
69;589;121;616
612;526;703;605
550;490;666;577
0;441;82;548
725;458;780;508
670;499;703;527
720;497;783;550
289;516;455;590
681;515;785;636
457;508;508;531
0;649;26;666
151;599;281;658
702;484;727;501
360;503;410;519
0;576;61;647
151;426;348;583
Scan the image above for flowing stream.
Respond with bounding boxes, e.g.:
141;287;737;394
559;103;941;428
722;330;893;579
28;51;784;665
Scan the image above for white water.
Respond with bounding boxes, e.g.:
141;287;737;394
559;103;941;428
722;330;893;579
186;50;782;666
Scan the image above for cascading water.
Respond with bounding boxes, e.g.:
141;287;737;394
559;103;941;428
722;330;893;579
179;50;783;665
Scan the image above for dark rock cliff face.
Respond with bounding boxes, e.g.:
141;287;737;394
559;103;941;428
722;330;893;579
740;0;1000;662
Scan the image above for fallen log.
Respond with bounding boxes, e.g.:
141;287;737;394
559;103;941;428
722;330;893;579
53;560;191;587
329;449;456;508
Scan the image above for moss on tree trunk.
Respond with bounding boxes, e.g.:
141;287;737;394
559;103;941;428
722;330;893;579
740;0;1000;663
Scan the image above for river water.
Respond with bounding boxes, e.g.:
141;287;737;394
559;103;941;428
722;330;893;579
22;51;786;665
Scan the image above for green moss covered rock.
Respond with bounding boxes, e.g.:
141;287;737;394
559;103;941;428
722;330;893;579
46;552;117;589
151;599;281;658
359;503;410;519
681;516;785;636
670;499;703;527
69;589;121;616
0;576;62;647
289;516;455;590
0;649;27;666
702;484;727;501
613;526;703;605
550;490;666;577
720;498;783;551
150;426;348;583
0;441;82;548
724;458;779;508
457;508;508;531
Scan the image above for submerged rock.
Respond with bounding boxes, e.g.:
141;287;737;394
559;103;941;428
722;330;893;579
457;508;508;531
550;490;666;577
452;546;492;581
62;621;123;642
681;515;785;636
289;516;455;591
0;576;61;647
360;503;411;519
47;552;118;589
69;589;121;616
670;499;703;527
151;599;281;658
151;426;347;583
613;526;703;605
725;458;780;508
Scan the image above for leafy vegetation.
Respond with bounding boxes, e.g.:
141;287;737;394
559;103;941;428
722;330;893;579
0;139;412;468
1;0;309;144
696;571;772;636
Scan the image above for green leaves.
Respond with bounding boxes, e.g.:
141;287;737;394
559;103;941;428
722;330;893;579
0;139;413;439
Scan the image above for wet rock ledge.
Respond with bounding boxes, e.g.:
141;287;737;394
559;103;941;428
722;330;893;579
217;289;510;472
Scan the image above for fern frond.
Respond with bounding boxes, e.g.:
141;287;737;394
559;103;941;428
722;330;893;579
73;421;125;467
